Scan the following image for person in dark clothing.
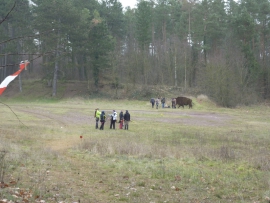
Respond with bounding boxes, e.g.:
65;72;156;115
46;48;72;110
99;111;106;130
119;110;124;129
161;97;165;108
110;110;117;129
150;98;155;108
124;110;131;130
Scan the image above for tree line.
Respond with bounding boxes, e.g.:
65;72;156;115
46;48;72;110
0;0;270;107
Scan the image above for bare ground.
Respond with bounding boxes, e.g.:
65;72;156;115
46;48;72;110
16;107;232;129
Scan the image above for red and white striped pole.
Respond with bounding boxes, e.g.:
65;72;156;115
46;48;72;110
0;60;30;95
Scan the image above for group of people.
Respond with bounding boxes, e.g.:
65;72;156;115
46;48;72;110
150;97;177;109
150;97;166;109
94;108;131;130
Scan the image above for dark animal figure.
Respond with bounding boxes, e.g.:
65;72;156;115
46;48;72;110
175;96;193;109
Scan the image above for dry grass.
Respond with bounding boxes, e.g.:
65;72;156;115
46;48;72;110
0;98;270;202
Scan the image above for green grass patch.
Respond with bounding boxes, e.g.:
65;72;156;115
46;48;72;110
0;98;270;202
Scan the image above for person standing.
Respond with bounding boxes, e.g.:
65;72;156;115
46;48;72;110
172;98;176;109
119;110;124;129
161;97;165;108
95;108;101;129
150;98;155;108
100;111;106;130
124;110;131;130
155;98;160;109
110;110;117;129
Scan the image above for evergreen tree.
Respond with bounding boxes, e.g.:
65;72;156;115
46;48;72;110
136;1;152;51
123;8;138;85
0;0;32;76
232;2;258;86
88;10;115;89
32;0;79;96
256;0;270;98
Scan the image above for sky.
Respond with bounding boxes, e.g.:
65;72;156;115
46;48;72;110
119;0;137;9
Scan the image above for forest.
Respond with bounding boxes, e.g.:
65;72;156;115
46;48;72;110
0;0;270;107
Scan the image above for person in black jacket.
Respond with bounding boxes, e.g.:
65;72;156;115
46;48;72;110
161;97;165;108
99;111;106;130
124;110;131;130
150;98;155;108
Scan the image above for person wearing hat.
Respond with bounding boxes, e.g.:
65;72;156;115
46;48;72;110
100;111;106;130
110;110;117;129
124;110;130;130
95;108;101;129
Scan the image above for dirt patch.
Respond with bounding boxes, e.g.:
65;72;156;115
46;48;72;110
18;106;232;128
133;110;231;127
47;136;81;151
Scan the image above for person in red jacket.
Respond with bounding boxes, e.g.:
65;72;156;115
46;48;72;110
119;110;124;129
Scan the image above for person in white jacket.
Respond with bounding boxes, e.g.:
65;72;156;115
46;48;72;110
110;110;118;129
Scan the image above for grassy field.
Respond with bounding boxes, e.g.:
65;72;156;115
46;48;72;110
0;97;270;203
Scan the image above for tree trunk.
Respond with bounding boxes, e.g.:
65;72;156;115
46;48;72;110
174;46;177;87
52;29;60;97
